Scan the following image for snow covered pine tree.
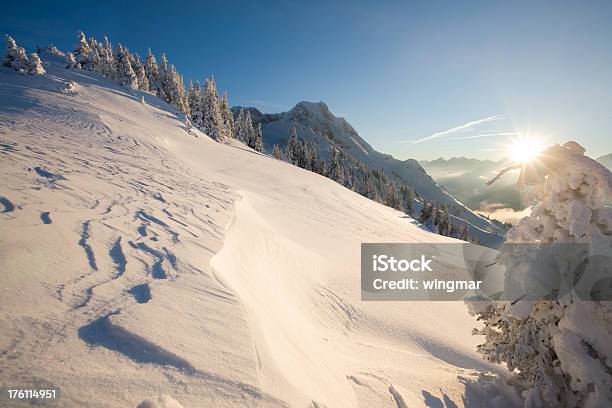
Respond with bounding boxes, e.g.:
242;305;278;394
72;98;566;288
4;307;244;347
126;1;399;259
252;123;264;152
234;108;245;141
467;141;612;408
200;77;224;142
3;35;46;75
133;54;149;91
187;80;203;128
242;111;255;146
164;64;188;113
272;144;282;159
3;35;29;74
287;127;299;165
115;45;138;89
219;92;234;139
73;31;92;69
98;37;116;80
157;53;169;101
145;48;160;95
65;52;78;69
28;52;45;75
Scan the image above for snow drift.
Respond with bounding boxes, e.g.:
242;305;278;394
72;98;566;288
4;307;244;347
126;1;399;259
0;53;510;407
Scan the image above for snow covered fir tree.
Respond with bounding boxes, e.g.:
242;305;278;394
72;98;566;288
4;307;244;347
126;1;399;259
27;52;45;75
467;141;612;407
2;34;44;75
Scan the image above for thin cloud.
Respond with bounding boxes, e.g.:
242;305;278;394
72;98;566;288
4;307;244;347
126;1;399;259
400;115;506;144
479;202;532;225
446;131;519;141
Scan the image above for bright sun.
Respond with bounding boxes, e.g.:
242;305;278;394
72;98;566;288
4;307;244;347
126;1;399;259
508;138;544;162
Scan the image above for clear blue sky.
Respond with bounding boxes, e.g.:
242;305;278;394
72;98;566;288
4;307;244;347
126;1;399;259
2;0;612;160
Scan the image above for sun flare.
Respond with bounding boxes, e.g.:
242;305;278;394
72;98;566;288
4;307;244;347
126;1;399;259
508;138;544;163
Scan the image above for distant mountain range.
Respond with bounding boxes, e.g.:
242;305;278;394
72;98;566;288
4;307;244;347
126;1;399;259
234;102;507;246
419;156;524;213
420;152;612;216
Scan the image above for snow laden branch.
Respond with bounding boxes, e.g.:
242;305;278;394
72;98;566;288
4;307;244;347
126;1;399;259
469;141;612;407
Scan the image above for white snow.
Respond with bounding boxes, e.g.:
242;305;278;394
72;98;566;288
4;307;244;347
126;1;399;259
0;55;509;407
349;135;369;156
249;101;507;247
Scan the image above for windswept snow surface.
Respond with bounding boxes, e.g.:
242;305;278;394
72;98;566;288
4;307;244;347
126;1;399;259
0;56;505;407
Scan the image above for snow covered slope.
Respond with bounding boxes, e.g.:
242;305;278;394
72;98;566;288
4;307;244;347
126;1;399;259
0;55;507;407
236;103;506;247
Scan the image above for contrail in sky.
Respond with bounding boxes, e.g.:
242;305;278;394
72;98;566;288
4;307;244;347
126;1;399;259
399;115;506;144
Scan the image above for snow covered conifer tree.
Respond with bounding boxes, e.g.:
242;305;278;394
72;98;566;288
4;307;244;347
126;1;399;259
467;141;612;407
97;37;116;79
296;140;308;169
243;111;255;146
157;53;169;101
28;53;45;75
89;40;104;75
401;186;415;215
159;53;168;73
429;205;445;233
303;140;316;171
115;45;138;89
101;48;117;79
186;80;196;115
65;52;78;69
385;184;403;211
187;79;195;104
188;80;203;128
201;77;224;141
3;35;18;67
418;201;434;225
219;92;234;139
164;64;188;113
11;47;29;74
436;205;450;236
37;43;61;56
103;36;113;55
87;39;101;71
74;31;92;69
272;144;282;159
179;74;188;113
287;127;299;165
328;147;345;185
3;35;29;73
133;54;149;91
252;123;264;152
363;173;377;200
145;48;160;94
234;108;246;142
